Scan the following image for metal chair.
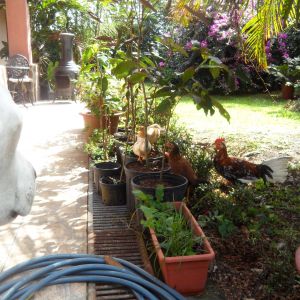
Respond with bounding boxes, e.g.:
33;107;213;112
6;54;34;106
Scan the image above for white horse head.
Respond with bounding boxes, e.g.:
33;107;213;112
0;85;36;225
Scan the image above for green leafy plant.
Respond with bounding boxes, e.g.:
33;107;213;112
77;44;110;115
47;61;59;90
268;56;300;87
135;187;203;257
84;129;116;162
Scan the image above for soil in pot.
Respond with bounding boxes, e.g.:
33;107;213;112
124;160;170;212
94;162;121;194
132;173;188;202
119;149;163;166
99;175;126;206
139;178;175;187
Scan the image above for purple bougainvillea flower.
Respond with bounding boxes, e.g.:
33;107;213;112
283;52;289;59
279;33;288;39
185;41;193;50
200;40;208;48
158;61;165;67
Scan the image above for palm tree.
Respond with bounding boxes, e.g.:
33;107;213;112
242;0;300;68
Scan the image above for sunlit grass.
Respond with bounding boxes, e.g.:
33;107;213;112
175;94;300;128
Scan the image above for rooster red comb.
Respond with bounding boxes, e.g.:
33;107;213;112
215;137;225;144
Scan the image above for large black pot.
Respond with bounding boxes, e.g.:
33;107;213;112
124;161;170;212
99;176;126;206
94;162;121;193
131;173;188;202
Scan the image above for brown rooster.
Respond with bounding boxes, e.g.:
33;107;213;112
165;141;199;185
213;137;291;184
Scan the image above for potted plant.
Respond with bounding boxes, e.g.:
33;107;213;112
99;175;126;206
84;129;121;194
136;188;215;295
77;43;124;139
269;56;300;99
100;96;125;134
132;173;188;202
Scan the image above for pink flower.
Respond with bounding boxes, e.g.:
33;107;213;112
185;41;193;50
283;52;289;59
158;61;165;67
200;40;208;48
279;33;288;39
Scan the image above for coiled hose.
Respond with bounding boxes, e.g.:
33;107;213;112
0;253;185;300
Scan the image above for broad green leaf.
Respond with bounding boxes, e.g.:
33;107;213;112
102;77;108;93
153;87;173;98
142;56;155;67
155;98;174;114
112;60;137;78
212;98;230;122
128;72;148;84
209;63;220;79
208;56;223;65
182;67;195;83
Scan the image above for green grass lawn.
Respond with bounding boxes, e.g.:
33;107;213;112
175;94;300;126
174;93;300;160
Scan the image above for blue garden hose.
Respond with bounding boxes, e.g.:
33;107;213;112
0;254;186;300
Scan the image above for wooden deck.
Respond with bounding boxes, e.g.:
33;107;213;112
0;101;89;299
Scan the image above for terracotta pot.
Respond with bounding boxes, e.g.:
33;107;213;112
296;246;300;273
80;112;100;139
150;202;215;295
282;85;294;100
100;113;122;135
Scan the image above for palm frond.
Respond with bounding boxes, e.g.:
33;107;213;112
242;0;298;69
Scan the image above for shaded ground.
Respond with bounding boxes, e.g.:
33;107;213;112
0;101;89;299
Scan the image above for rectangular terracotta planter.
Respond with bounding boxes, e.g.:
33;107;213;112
149;202;215;296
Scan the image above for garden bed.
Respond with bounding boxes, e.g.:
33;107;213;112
189;182;300;299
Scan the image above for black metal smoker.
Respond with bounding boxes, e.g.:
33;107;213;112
54;33;79;100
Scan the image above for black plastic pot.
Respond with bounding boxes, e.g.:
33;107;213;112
124;161;170;212
114;132;128;143
94;162;121;194
99;176;126;206
131;173;188;202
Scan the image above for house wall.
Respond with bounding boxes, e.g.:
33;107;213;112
0;8;7;65
6;0;32;63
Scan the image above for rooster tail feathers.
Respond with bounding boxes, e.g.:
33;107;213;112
262;156;292;183
258;164;273;184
